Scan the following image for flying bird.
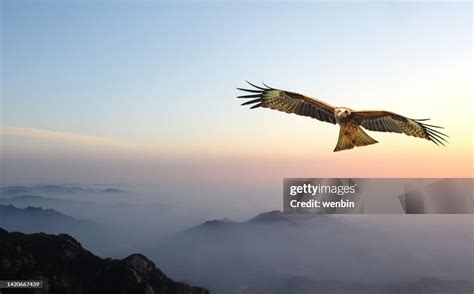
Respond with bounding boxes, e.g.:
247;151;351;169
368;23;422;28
237;82;448;152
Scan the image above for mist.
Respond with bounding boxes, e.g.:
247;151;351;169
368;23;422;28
0;182;472;293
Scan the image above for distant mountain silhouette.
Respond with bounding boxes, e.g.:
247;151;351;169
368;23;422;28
186;218;237;233
186;210;339;233
0;195;72;207
0;194;171;232
0;185;129;198
0;194;179;254
246;210;289;223
0;229;209;294
0;204;91;232
0;205;120;255
0;194;157;212
246;210;337;225
145;210;473;294
0;186;31;197
101;188;127;193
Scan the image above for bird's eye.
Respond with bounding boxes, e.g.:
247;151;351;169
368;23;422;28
344;110;348;113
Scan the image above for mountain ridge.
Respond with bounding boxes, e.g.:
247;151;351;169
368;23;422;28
0;228;209;294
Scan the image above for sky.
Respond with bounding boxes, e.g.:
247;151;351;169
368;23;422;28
1;1;473;188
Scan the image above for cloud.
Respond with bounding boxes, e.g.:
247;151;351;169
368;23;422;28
0;125;146;151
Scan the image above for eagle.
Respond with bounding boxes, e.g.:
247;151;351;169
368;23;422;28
237;82;448;152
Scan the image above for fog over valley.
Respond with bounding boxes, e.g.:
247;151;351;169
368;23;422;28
0;184;472;293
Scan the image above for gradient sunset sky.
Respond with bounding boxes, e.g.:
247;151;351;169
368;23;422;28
1;1;473;187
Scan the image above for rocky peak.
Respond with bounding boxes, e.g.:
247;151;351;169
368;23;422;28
0;229;208;294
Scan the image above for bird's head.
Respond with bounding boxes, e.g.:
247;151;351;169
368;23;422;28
335;107;352;119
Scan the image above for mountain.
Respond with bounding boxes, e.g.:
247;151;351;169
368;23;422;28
0;204;93;232
0;195;72;207
0;195;176;241
145;211;351;293
246;210;291;223
0;186;31;197
0;185;129;198
246;210;338;225
0;195;199;255
0;194;173;227
144;211;473;294
187;211;338;230
101;188;127;193
181;211;340;237
185;218;237;233
0;205;120;255
0;229;209;294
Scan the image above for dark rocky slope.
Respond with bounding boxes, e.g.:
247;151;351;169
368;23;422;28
0;228;208;294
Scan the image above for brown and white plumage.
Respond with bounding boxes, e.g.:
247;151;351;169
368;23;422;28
237;82;448;152
238;82;336;125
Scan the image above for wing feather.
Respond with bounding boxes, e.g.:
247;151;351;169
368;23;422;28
237;82;336;124
353;111;449;146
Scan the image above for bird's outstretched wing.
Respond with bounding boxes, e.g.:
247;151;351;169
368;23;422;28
352;110;448;146
237;81;336;124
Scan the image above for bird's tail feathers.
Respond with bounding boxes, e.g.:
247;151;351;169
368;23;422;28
334;125;378;152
